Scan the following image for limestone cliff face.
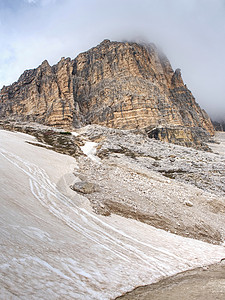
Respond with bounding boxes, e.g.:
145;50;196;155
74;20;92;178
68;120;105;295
0;39;214;136
0;58;74;128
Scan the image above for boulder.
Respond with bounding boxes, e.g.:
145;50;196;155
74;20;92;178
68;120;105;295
71;181;99;194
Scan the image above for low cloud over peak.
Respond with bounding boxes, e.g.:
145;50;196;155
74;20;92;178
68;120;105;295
0;0;224;119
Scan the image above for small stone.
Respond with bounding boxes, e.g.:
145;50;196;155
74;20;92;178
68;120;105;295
184;200;194;207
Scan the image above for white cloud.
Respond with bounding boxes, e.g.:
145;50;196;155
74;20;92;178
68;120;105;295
24;0;56;5
24;0;38;3
40;0;57;5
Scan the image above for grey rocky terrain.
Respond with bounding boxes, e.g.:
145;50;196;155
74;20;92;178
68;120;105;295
73;125;225;244
1;121;224;245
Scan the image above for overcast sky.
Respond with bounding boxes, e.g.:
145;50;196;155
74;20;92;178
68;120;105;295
0;0;224;119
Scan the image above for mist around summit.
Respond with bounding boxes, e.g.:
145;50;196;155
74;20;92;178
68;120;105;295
0;0;224;119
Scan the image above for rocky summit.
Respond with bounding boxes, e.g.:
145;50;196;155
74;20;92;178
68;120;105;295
0;39;214;148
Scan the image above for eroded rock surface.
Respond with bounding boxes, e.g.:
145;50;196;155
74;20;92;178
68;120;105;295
0;40;214;148
0;58;74;128
0;120;83;157
73;125;225;244
147;126;211;150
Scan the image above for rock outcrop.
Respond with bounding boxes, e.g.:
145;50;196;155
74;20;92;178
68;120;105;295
0;119;82;157
0;58;74;128
72;40;213;136
0;39;214;143
147;126;211;150
71;181;99;194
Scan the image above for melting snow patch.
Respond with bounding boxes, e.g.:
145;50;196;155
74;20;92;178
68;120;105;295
28;257;72;280
81;141;101;163
71;131;79;137
1;130;225;300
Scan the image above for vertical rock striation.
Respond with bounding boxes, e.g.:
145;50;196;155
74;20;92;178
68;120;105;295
0;58;74;128
0;39;214;138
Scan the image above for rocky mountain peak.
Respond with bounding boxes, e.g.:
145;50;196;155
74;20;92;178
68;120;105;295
0;39;214;147
40;59;50;68
171;68;184;87
100;39;111;45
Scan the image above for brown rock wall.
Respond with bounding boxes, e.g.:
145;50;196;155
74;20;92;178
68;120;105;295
0;39;214;137
0;58;74;128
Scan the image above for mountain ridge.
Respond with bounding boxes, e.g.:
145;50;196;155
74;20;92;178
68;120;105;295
0;39;214;147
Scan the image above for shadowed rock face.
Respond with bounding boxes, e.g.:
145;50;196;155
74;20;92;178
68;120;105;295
147;126;211;151
0;39;214;137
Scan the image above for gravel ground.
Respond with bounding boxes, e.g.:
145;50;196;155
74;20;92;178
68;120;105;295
73;126;225;244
